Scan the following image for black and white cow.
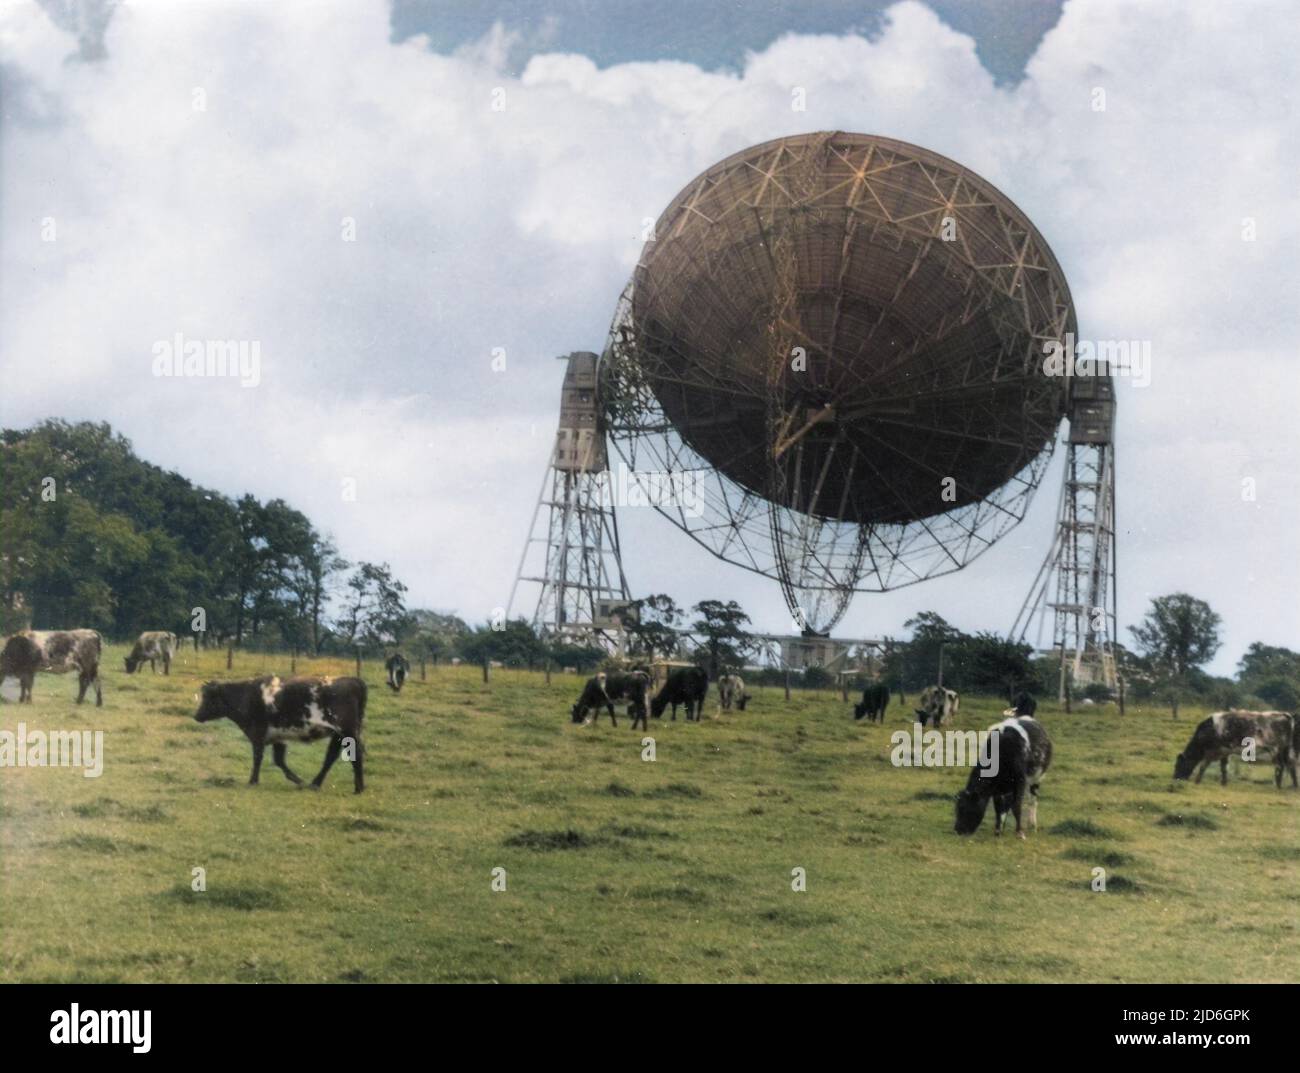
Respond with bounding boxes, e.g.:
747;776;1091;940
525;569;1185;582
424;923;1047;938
385;653;410;693
193;675;368;793
916;684;959;727
1002;691;1037;718
1173;710;1296;789
718;673;749;711
0;634;42;702
571;670;651;729
954;714;1053;839
650;666;709;722
854;681;890;723
19;629;103;706
124;630;178;675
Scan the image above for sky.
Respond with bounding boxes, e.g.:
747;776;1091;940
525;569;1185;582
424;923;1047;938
1;0;1297;676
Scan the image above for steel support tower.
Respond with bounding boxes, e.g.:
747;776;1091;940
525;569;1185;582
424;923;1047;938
508;352;632;646
1012;368;1118;698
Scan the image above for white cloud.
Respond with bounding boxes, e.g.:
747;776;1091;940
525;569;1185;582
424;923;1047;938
1;0;1296;672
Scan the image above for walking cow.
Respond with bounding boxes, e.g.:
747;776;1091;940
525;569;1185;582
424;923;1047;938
650;666;709;722
193;675;368;793
6;630;104;706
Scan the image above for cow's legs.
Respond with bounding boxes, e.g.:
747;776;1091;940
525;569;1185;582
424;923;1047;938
93;669;102;707
1194;759;1210;784
607;702;617;728
1219;757;1229;786
311;735;344;789
76;673;89;704
350;738;365;794
23;674;33;702
272;743;303;785
1027;784;1041;831
249;739;265;785
163;653;171;676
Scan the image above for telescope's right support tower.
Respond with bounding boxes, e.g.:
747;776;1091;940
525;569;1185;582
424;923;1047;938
1013;372;1118;699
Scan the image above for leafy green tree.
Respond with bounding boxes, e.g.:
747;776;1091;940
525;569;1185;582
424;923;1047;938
691;599;755;677
335;562;410;650
1130;593;1222;718
621;593;683;660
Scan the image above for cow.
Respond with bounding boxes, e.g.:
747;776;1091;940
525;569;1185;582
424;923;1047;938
193;675;367;793
385;653;410;693
1173;710;1296;789
1002;691;1037;718
650;666;709;722
718;673;749;711
0;634;41;702
124;631;178;675
20;629;103;706
916;684;959;727
954;714;1053;839
571;670;651;729
854;681;890;723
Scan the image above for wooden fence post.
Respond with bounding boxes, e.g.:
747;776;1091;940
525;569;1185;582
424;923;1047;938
291;647;297;674
226;642;233;670
420;656;426;682
355;648;362;677
784;668;791;702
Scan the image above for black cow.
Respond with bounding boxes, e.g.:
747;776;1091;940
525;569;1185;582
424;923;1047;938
385;653;410;693
1004;691;1037;717
854;681;890;723
954;715;1053;839
194;675;367;793
571;670;650;729
650;666;708;722
0;634;41;702
1173;710;1295;788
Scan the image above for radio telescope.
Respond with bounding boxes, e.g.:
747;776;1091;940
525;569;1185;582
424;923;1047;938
600;131;1079;636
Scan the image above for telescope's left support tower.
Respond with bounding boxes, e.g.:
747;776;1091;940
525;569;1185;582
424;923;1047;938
507;352;632;648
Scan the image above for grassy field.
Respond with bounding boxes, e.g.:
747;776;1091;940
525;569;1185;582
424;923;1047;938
1;645;1297;983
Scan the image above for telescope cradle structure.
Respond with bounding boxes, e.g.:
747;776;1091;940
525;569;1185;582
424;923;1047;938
507;352;632;645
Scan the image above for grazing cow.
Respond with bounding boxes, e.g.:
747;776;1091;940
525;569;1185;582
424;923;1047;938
650;666;709;722
718;673;749;711
571;670;651;729
0;634;42;702
1173;710;1296;789
22;629;103;706
1002;691;1037;718
385;653;410;693
193;675;367;793
916;684;959;727
854;681;890;723
124;631;178;675
954;715;1053;839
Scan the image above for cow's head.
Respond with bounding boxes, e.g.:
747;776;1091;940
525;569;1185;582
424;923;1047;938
1172;751;1195;780
736;694;748;711
570;703;587;724
193;682;229;723
853;701;866;720
953;788;990;835
123;655;141;674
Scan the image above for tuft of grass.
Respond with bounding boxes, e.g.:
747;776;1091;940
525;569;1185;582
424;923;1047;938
1049;818;1116;839
165;884;285;911
643;782;703;799
503;828;599;851
55;834;147;855
603;781;636;797
1156;813;1219;830
1060;847;1134;868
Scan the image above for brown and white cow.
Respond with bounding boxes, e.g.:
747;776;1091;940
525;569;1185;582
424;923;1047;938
1173;710;1296;788
10;629;104;706
124;631;178;675
193;675;367;793
916;684;959;727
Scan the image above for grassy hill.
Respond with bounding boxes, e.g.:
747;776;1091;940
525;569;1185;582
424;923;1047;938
1;648;1296;983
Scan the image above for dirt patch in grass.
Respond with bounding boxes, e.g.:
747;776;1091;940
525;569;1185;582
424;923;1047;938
54;834;148;854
